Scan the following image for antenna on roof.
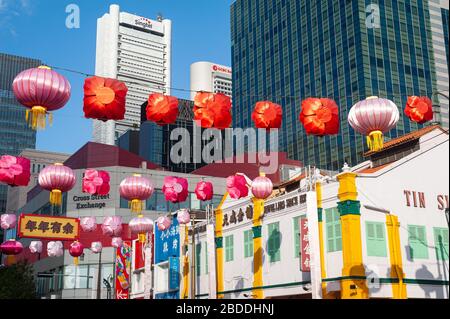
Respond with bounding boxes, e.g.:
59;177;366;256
157;12;163;21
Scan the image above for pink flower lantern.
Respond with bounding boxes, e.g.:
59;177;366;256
0;155;30;187
82;169;110;195
177;209;191;225
29;241;43;254
129;216;154;243
251;173;273;200
162;176;189;203
90;242;102;254
195;181;214;201
38;163;76;207
1;214;17;230
119;174;154;213
156;216;172;231
101;216;123;237
111;237;123;248
69;241;84;265
226;174;249;199
80;217;97;232
47;241;64;257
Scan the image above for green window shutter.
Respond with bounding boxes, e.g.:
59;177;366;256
325;207;342;252
204;242;208;274
293;216;300;258
408;225;429;260
244;229;253;258
434;227;449;261
196;243;202;276
267;222;281;262
365;222;387;257
225;235;234;262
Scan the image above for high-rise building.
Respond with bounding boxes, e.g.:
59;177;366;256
93;4;172;145
231;0;446;171
0;53;40;212
190;62;233;100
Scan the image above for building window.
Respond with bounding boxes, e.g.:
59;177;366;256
365;222;387;257
267;222;281;263
408;225;429;260
433;227;449;261
293;216;301;258
244;229;253;258
325;207;342;252
196;243;202;275
225;235;234;262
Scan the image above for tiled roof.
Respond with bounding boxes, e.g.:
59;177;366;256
357;162;393;174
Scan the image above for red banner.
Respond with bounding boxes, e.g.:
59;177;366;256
300;217;310;272
115;240;131;299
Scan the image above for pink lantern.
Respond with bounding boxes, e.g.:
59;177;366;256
69;241;84;265
0;240;23;255
162;176;189;203
177;209;191;225
90;242;102;254
1;214;17;230
47;241;64;257
195;181;213;201
251;173;273;200
119;174;154;213
156;216;172;231
0;155;30;187
38;163;76;207
111;237;123;248
29;241;43;254
129;216;154;243
82;169;110;195
101;216;123;237
80;217;97;232
226;174;249;199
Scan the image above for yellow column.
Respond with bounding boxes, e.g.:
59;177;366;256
252;198;264;299
181;224;189;299
336;171;369;299
316;181;328;298
215;193;228;299
386;214;407;299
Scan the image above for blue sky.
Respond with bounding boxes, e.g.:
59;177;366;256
0;0;233;154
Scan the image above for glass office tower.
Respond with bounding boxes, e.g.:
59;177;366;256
231;0;445;170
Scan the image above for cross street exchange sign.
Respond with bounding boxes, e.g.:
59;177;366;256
18;214;80;240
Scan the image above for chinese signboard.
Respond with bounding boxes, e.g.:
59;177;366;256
155;217;180;264
300;217;310;272
168;257;179;290
18;214;80;240
115;240;131;300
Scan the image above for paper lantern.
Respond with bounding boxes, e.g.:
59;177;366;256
0;240;23;255
0;155;30;187
80;217;97;232
111;237;123;249
177;209;191;225
156;216;172;231
299;98;339;136
129;215;154;243
69;241;84;265
348;96;399;152
47;241;64;257
404;96;433;124
146;93;179;125
251;101;283;129
119;174;154;213
82;169;110;195
12;66;71;130
38;163;76;207
102;216;123;237
226;174;249;199
195;181;214;201
251;173;273;200
29;241;43;254
162;176;189;203
1;214;17;230
83;76;127;121
90;242;102;254
193;92;232;129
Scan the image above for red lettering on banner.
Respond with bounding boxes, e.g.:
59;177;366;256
300;217;310;272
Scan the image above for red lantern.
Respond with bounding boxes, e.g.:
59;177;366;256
0;240;23;265
193;92;232;129
404;96;433;124
83;76;127;121
251;101;282;129
299;98;339;136
69;241;84;265
82;169;110;195
251;173;273;200
146;93;179;125
162;176;189;203
0;155;30;187
129;215;154;243
38;163;76;207
119;174;154;213
195;181;214;201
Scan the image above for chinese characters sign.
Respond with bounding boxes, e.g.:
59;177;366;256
115;240;131;300
300;217;310;272
169;257;179;290
155;217;180;264
18;214;80;240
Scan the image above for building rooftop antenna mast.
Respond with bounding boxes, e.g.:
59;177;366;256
157;12;163;22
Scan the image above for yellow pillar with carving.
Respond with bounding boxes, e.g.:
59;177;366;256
336;170;369;299
315;181;328;298
181;224;189;299
252;198;264;299
386;214;407;299
215;193;228;299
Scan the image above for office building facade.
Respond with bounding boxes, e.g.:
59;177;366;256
190;62;233;100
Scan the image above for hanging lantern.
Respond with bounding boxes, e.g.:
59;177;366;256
47;241;64;257
226;174;249;199
156;216;172;231
404;96;433;124
195;181;214;201
251;101;283;129
129;215;154;243
0;155;31;187
101;216;123;237
177;209;191;225
82;169;110;195
69;241;84;265
111;237;123;248
83;76;127;121
12;66;71;130
119;174;154;214
80;217;97;232
0;240;23;264
348;96;400;152
251;173;273;200
29;241;43;254
38;163;76;207
299;98;339;136
1;214;17;230
193;92;232;129
146;93;179;125
162;176;189;203
90;242;102;254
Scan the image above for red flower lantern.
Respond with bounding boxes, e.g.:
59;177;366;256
226;174;249;200
111;237;123;248
195;181;214;201
83;76;127;121
102;216;123;237
29;241;43;254
251;173;273;200
251;101;283;129
146;93;179;125
156;216;172;231
1;214;17;230
193;92;232;129
299;98;339;136
47;241;64;257
12;66;71;130
119;174;154;213
404;96;433;124
82;169;110;195
69;241;84;265
0;155;31;187
177;209;191;225
162;176;189;203
38;163;76;207
80;217;97;232
129;215;154;243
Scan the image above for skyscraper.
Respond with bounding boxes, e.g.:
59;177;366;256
231;0;446;171
190;62;233;100
0;53;40;212
93;4;172;145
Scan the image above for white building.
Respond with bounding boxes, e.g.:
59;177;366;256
190;62;232;100
93;4;172;145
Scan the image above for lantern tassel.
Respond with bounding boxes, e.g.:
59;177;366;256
74;257;79;266
49;189;62;206
6;255;16;265
130;199;143;214
26;106;48;130
367;130;384;152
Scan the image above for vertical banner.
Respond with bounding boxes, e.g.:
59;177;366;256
144;240;153;300
169;256;180;290
306;191;322;299
300;217;311;272
206;223;217;299
115;240;131;300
